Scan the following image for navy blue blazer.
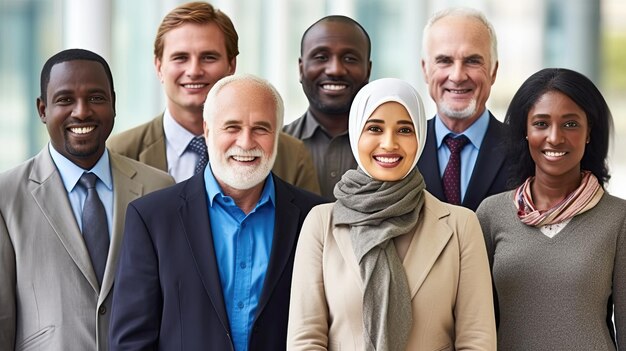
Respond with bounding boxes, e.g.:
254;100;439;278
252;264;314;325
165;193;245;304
109;171;327;351
417;113;512;211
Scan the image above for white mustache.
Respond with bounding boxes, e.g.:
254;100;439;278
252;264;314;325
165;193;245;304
225;146;265;158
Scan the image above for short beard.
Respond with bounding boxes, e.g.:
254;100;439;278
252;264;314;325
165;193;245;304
208;144;276;191
308;98;351;115
439;98;477;120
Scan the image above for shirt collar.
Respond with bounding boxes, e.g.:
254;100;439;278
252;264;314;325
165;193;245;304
48;143;113;192
203;165;276;208
299;110;322;140
434;109;490;149
163;108;200;157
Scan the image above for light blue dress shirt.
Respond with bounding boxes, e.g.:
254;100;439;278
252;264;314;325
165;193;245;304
163;108;202;183
204;165;276;351
435;109;490;201
48;143;114;236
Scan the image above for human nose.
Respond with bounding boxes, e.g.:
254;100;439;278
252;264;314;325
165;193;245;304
380;131;398;150
325;56;347;76
448;62;468;83
547;126;564;145
237;129;255;150
72;99;92;120
186;58;204;78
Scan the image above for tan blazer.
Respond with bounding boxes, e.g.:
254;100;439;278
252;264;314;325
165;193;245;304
288;192;496;351
107;114;321;194
0;148;174;351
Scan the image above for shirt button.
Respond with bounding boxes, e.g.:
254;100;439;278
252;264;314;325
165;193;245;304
98;306;106;315
240;262;246;269
330;171;337;178
238;301;244;309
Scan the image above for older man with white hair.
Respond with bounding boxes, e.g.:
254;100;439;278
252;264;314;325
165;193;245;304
417;7;512;211
109;74;327;351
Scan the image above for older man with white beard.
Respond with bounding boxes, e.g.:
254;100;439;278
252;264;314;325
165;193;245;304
416;7;512;211
109;74;327;351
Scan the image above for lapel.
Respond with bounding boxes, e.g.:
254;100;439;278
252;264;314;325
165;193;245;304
417;118;445;201
178;173;231;333
254;175;300;320
332;193;453;299
403;193;453;298
138;114;168;172
463;114;507;210
29;149;100;293
98;152;145;305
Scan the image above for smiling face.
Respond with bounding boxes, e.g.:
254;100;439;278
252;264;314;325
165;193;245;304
421;15;497;126
299;20;371;118
37;60;115;169
527;90;589;184
357;102;418;181
156;22;236;120
205;80;277;191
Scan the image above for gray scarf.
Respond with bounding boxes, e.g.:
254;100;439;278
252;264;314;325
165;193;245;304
333;167;425;351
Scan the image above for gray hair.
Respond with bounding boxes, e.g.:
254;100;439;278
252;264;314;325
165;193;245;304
203;73;285;129
422;7;498;71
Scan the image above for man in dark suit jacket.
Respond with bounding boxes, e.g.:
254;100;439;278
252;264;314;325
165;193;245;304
417;8;511;211
109;74;327;351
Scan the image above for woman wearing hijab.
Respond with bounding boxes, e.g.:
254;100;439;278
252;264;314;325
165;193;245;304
476;68;625;350
287;78;496;351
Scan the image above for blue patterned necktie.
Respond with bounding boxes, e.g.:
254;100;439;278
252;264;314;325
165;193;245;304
78;172;110;286
187;136;209;174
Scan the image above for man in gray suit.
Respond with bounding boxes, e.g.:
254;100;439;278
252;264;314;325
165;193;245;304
0;49;174;350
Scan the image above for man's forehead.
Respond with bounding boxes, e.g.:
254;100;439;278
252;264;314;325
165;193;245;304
303;21;367;49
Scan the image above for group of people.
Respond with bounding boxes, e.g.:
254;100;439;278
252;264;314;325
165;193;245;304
0;1;623;351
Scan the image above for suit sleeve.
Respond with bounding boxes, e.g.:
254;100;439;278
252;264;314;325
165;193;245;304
453;211;497;351
109;203;162;350
0;210;16;350
287;205;330;350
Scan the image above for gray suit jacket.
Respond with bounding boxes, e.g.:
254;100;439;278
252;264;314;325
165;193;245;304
107;113;321;194
0;148;174;351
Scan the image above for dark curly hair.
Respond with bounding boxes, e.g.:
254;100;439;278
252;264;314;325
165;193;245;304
504;68;612;188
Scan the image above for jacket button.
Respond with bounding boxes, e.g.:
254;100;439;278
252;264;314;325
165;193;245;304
98;306;106;315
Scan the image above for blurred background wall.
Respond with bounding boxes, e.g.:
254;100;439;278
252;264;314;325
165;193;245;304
1;0;625;196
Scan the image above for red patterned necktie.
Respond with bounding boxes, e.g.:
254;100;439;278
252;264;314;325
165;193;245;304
442;134;469;205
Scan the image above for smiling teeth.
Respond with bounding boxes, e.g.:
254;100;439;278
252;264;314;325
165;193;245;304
544;151;566;157
184;84;206;89
375;156;400;163
69;126;95;134
232;155;256;162
449;89;470;94
322;84;346;91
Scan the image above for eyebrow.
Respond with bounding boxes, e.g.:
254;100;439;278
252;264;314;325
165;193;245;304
365;118;414;125
168;50;222;57
51;88;108;99
222;120;274;129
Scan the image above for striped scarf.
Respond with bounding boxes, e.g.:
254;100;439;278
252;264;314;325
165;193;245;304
515;171;604;227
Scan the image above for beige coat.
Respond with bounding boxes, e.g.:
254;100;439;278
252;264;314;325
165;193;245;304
288;192;496;351
107;114;321;195
0;149;174;351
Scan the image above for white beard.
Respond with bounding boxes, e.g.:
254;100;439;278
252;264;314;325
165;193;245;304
208;143;276;190
439;98;477;120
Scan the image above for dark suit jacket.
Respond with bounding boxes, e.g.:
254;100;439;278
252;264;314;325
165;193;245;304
417;113;512;211
107;113;321;194
109;172;327;351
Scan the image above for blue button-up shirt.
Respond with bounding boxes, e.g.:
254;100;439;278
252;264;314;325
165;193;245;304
48;143;114;236
435;109;490;201
204;166;276;351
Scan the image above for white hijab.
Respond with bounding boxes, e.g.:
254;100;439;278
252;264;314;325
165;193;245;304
348;77;427;179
